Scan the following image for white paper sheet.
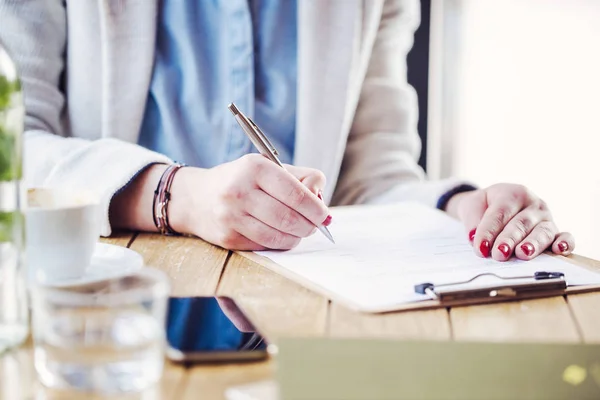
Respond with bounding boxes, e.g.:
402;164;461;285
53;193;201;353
257;202;600;311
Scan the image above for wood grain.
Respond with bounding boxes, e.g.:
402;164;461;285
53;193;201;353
563;253;600;271
99;231;135;247
159;362;188;399
7;235;600;399
567;292;600;343
217;252;328;340
450;296;580;342
181;360;273;400
130;234;229;297
33;367;183;400
550;254;600;343
328;304;451;340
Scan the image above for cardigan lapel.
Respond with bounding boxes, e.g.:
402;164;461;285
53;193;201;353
97;0;158;142
294;0;362;203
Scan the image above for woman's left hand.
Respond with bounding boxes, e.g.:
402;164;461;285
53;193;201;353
445;183;574;261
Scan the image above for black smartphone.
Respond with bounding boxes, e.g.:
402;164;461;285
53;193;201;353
165;296;269;363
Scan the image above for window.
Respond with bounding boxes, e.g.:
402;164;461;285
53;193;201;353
429;0;600;258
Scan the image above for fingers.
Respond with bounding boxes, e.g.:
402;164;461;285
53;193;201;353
490;206;544;261
474;199;523;258
286;165;326;196
456;189;487;244
551;232;575;256
216;297;256;332
457;183;571;262
245;189;316;237
234;214;302;250
202;155;329;251
514;220;558;260
218;231;267;251
256;160;330;227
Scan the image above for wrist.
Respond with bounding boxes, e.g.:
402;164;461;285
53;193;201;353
444;191;470;219
110;163;169;231
437;184;478;219
167;166;201;235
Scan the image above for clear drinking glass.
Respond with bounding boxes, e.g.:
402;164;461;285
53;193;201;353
31;267;170;394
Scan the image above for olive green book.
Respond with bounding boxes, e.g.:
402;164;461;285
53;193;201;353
276;338;600;400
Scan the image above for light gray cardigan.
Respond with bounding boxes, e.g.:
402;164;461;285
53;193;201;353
0;0;463;236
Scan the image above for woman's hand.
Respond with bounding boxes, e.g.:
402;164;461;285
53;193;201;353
444;183;574;261
169;154;330;251
216;297;255;332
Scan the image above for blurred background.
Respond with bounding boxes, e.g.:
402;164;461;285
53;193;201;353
412;0;600;259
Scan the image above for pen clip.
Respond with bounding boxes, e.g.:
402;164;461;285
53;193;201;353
228;103;284;167
247;117;279;156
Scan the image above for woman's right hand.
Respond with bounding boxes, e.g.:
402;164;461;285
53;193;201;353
168;154;331;250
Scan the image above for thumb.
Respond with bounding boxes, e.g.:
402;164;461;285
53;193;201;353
284;165;326;197
456;190;487;242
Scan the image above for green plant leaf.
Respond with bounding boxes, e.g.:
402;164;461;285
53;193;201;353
0;76;13;109
0;75;22;181
0;125;19;181
0;211;17;243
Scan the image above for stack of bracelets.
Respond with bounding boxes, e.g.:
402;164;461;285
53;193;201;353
152;163;185;236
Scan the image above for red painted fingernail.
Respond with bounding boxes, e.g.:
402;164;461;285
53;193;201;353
469;229;476;242
480;240;490;257
323;215;332;226
498;243;511;258
521;243;535;256
317;190;323;201
558;241;568;253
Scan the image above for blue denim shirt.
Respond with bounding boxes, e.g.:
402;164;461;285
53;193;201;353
138;0;297;167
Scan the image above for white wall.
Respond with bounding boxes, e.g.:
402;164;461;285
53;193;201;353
432;0;600;259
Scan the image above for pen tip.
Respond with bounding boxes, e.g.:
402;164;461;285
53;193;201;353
227;103;239;116
319;226;335;244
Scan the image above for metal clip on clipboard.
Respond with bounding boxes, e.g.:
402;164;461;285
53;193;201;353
414;271;567;303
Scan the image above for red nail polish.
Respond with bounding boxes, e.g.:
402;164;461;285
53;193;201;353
317;190;323;201
558;241;568;253
480;240;490;257
498;243;511;258
469;229;476;242
521;243;535;256
323;215;332;226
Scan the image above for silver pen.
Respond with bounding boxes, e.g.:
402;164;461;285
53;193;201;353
228;103;335;244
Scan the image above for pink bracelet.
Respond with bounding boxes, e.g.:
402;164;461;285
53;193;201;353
152;163;185;235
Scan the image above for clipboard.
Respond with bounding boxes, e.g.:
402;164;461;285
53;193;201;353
237;251;600;313
235;202;600;313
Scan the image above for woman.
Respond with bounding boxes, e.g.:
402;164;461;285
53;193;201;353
1;0;573;261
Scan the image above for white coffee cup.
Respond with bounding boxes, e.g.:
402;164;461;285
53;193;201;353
26;188;101;283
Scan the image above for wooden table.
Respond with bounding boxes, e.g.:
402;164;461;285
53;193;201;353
3;232;600;399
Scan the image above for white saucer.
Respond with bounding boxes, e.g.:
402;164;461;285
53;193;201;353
39;243;144;287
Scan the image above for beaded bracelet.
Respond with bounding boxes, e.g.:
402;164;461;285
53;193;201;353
152;163;185;235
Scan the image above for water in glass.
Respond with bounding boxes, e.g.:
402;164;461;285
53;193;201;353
33;269;169;394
